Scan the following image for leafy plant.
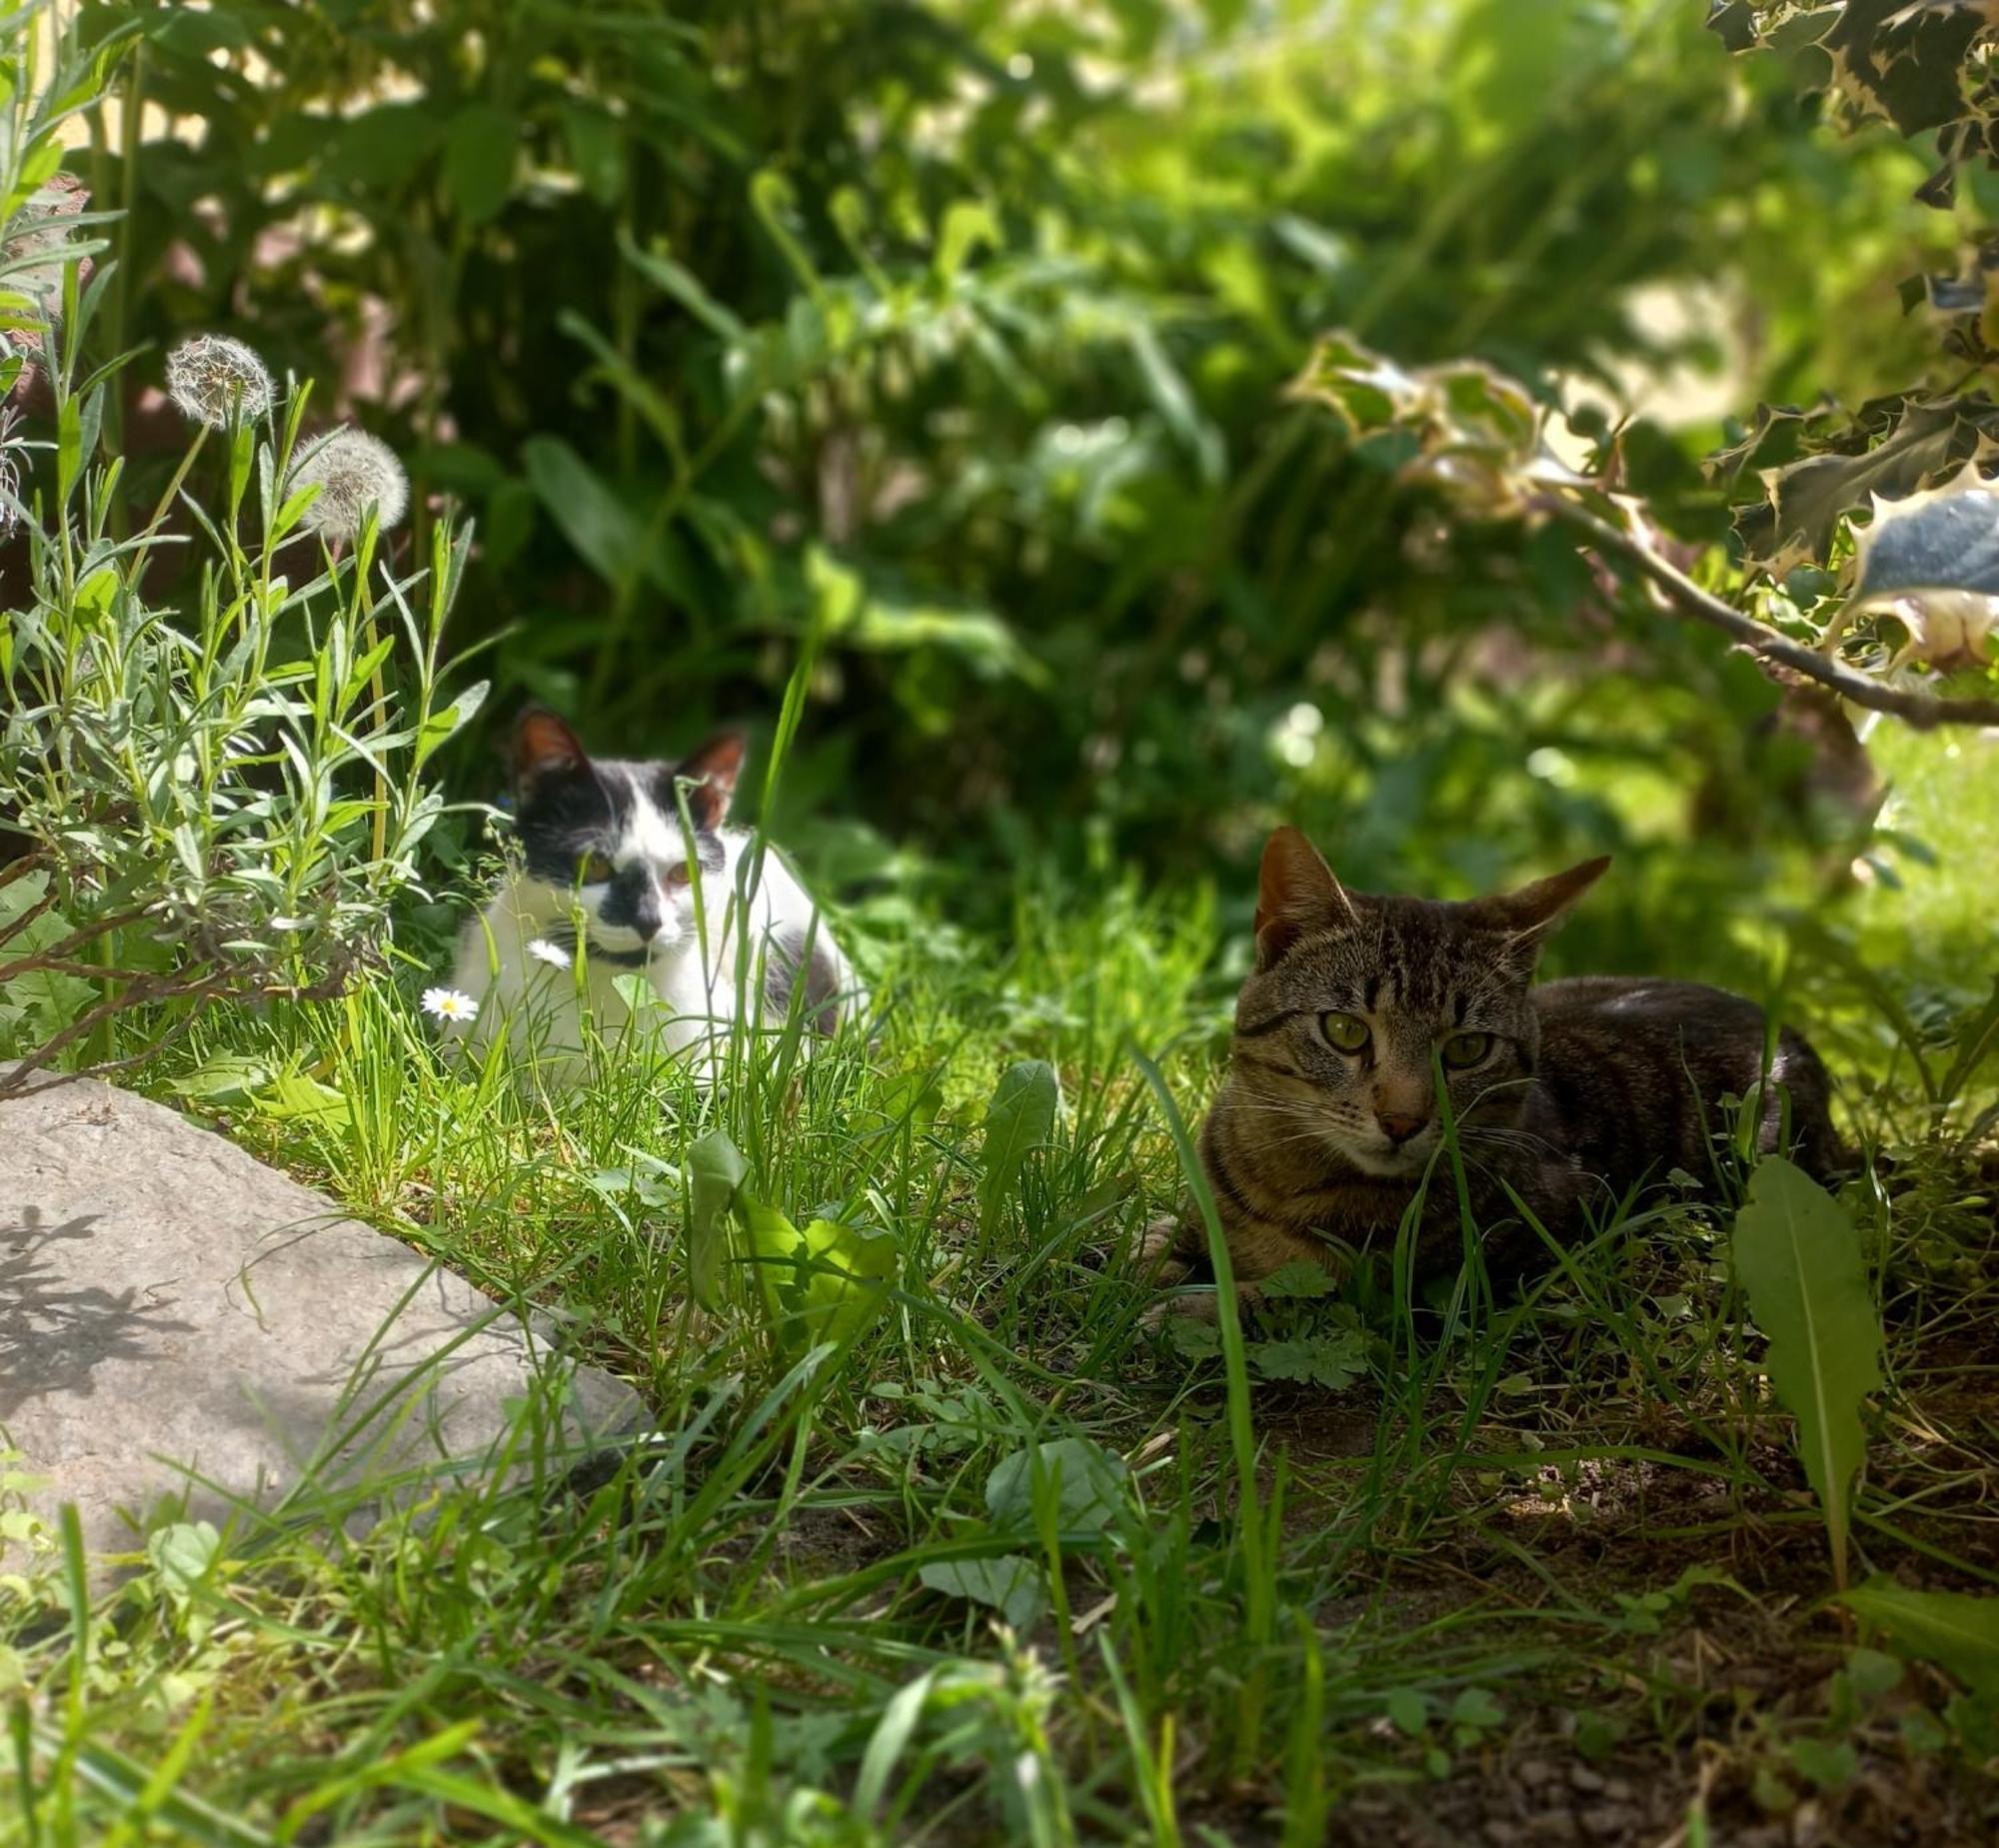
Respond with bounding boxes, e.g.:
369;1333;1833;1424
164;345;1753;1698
684;1126;898;1359
1290;333;1999;732
0;11;479;1096
1731;1156;1885;1590
91;0;1916;893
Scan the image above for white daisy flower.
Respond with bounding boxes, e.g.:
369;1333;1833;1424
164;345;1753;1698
527;937;572;969
421;986;479;1023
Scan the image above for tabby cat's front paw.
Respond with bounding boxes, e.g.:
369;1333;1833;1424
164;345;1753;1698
1134;1214;1199;1284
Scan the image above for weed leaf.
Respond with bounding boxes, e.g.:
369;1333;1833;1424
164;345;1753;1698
1246;1331;1367;1390
978;1058;1058;1238
744;1202;896;1354
1843;1579;1999;1702
917;1555;1045;1629
686;1128;747;1311
1731;1156;1883;1588
986;1436;1127;1535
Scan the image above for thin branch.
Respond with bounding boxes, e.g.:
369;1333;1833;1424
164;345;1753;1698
0;955;159;982
0;906;152;980
0;854;43;896
0;995;219;1101
0;971;226;1097
0;882;57;947
1536;497;1999;731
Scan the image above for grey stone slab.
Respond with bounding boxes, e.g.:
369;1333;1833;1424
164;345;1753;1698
0;1069;644;1571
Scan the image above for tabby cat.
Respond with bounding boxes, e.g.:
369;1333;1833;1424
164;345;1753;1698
1148;828;1841;1311
449;710;862;1083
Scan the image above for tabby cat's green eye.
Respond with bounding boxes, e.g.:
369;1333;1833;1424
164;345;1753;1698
580;853;617;885
1441;1030;1491;1068
1320;1011;1370;1053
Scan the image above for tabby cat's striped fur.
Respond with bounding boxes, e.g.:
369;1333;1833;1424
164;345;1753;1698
1150;829;1841;1313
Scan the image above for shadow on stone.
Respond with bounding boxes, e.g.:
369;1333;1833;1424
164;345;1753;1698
0;1206;200;1420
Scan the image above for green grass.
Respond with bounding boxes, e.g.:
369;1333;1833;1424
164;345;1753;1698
5;797;1999;1845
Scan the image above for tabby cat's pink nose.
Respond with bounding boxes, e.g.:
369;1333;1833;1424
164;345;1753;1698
1378;1112;1425;1145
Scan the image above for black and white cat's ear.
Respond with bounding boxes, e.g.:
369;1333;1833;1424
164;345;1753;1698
672;731;748;830
1253;826;1359;968
1478;856;1610;950
512;708;591;798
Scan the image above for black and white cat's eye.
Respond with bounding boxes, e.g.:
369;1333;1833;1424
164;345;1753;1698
1440;1030;1491;1068
1320;1010;1370;1053
579;852;617;885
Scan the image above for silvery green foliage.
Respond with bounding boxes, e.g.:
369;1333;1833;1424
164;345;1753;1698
0;19;482;1094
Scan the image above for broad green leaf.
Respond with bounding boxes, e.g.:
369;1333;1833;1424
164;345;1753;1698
846;594;1046;686
1843;1579;1999;1702
985;1436;1128;1535
253;1071;351;1131
934;199;1000;281
744;1201;896;1353
978;1058;1058;1239
1258;1259;1339;1299
323;104;445;188
621;234;747;342
1732;1156;1883;1588
560;104;624;206
685;1129;747;1311
0;872;93;1043
1246;1330;1367;1390
443;106;518;225
1384;1687;1428;1736
522;436;649;590
917;1555;1044;1629
169;1054;271;1104
147;1521;221;1606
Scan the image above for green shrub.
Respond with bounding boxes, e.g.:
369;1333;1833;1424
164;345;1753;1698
0;13;480;1094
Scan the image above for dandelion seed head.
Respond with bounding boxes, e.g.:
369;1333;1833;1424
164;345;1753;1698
165;334;274;427
289;426;410;543
526;937;573;969
421;986;479;1023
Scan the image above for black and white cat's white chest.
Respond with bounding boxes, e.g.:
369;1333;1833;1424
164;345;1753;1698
448;711;861;1081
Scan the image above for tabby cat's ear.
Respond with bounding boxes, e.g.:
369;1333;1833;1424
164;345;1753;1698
512;708;591;799
1476;856;1610;950
674;731;747;830
1254;826;1358;968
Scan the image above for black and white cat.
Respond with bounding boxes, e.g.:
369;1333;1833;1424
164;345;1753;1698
449;710;862;1080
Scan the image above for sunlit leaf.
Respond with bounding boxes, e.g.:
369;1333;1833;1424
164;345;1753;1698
978;1058;1058;1239
685;1128;747;1312
1732;1156;1884;1589
743;1200;896;1353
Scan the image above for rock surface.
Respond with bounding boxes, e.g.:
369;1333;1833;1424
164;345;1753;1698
0;1070;642;1569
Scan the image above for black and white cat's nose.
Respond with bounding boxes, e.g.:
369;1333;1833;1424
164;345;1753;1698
1378;1112;1427;1146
